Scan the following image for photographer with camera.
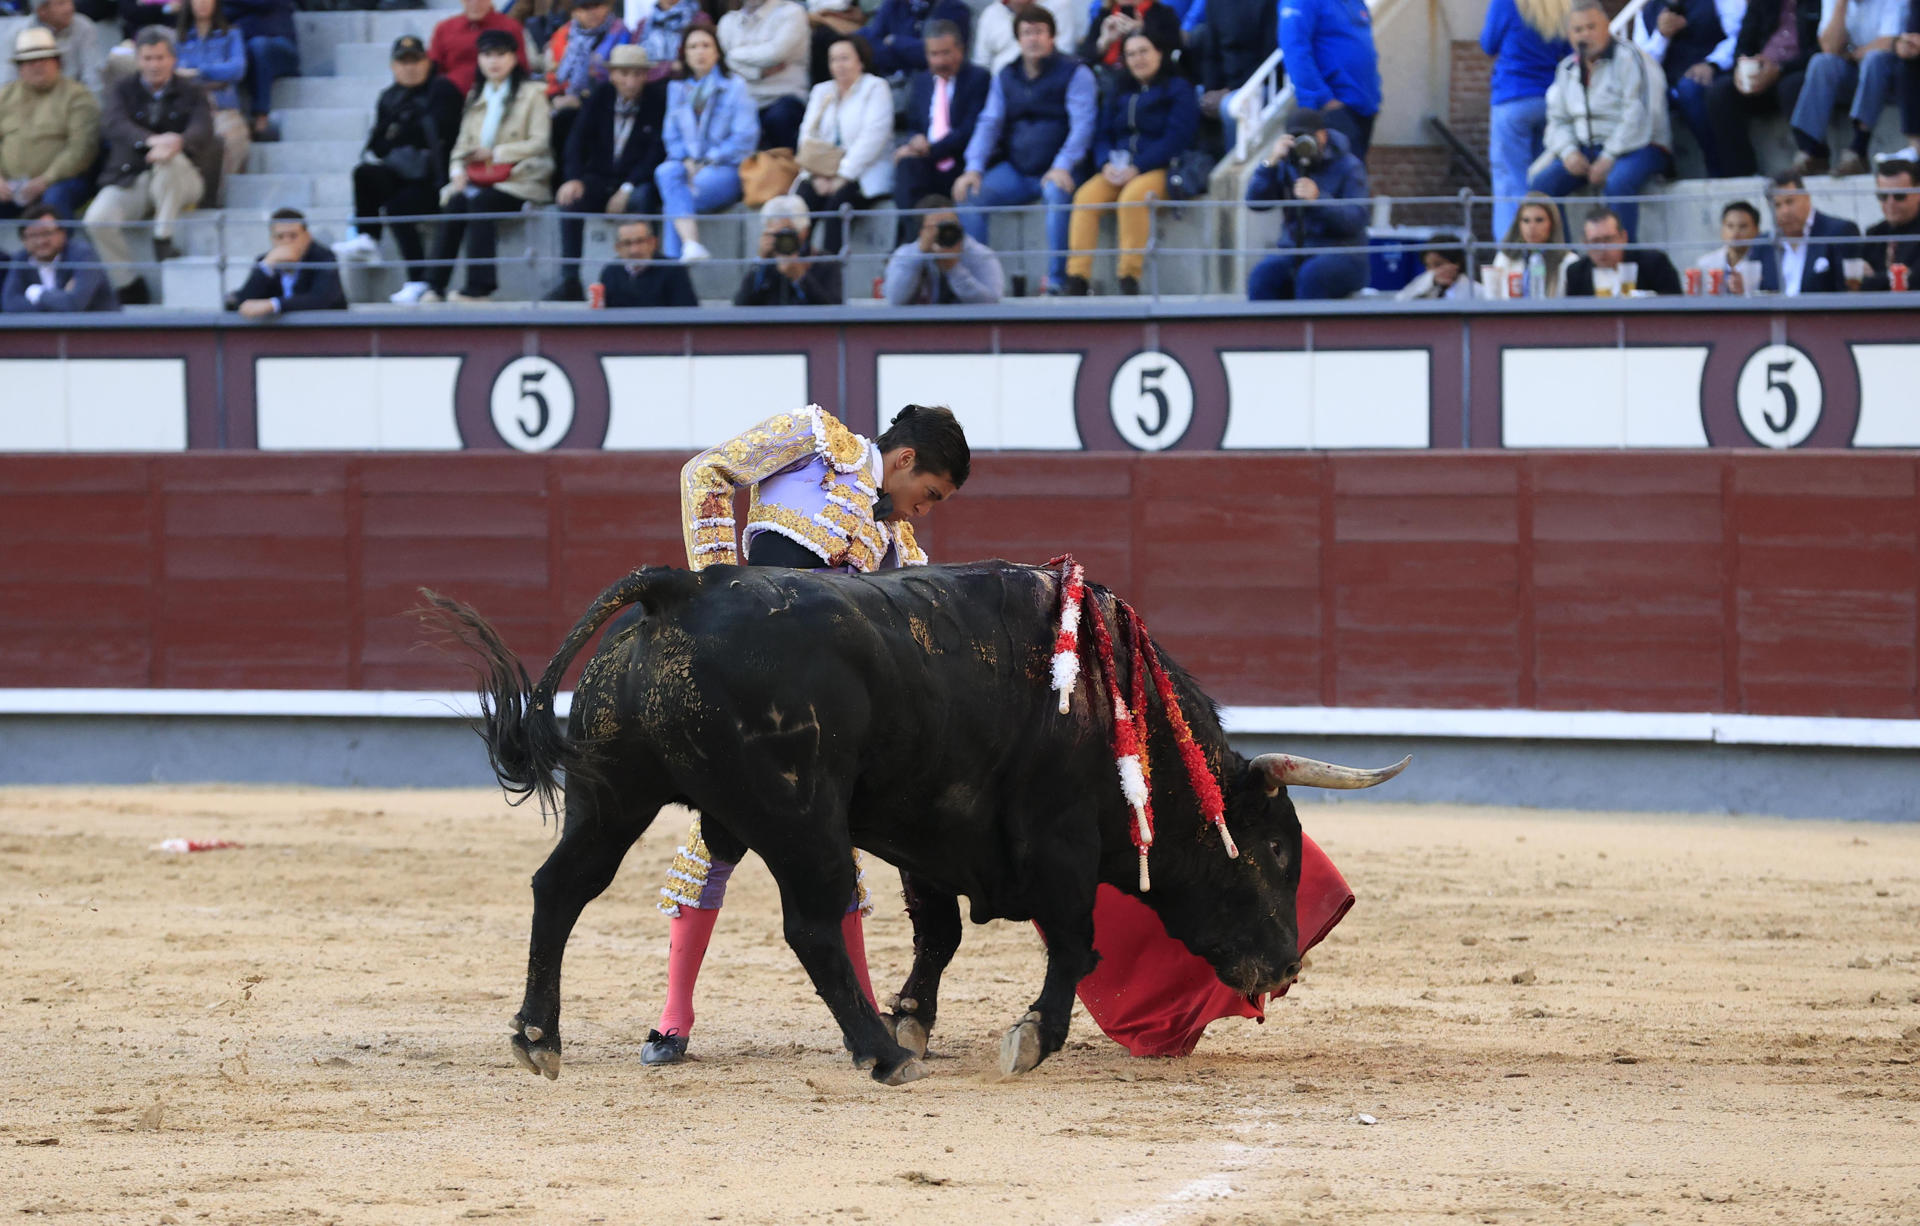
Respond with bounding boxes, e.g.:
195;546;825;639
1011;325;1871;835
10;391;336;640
1525;0;1671;241
883;193;1004;303
735;192;844;304
1243;108;1369;300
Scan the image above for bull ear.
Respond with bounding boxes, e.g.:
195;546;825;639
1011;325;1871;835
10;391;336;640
1251;753;1411;795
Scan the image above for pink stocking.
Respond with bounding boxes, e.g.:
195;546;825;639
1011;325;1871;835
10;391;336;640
656;905;720;1037
842;911;877;1010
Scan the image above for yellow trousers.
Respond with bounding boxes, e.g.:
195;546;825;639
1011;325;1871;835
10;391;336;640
1066;168;1167;282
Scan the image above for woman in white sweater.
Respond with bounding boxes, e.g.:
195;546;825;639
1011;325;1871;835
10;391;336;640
792;35;894;255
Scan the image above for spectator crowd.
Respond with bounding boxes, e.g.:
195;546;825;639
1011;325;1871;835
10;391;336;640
0;0;1915;312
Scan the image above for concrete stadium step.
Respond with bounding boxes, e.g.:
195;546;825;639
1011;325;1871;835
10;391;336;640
273;75;389;110
247;141;365;176
277;108;374;144
335;41;396;81
225;173;354;212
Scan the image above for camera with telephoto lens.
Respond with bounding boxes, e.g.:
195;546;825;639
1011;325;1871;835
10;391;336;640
1287;134;1322;173
934;220;964;248
771;229;803;257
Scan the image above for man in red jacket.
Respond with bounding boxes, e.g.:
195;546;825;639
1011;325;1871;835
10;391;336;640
429;0;528;96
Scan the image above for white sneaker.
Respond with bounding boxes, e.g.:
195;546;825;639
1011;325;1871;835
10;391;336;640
335;232;380;261
679;239;711;263
390;281;432;304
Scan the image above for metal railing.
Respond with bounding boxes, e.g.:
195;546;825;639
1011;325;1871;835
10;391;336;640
2;182;1907;309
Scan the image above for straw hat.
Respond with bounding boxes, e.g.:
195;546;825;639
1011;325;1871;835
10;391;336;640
608;44;648;70
12;27;61;63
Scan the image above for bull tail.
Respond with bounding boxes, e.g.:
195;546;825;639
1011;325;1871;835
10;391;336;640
418;567;701;819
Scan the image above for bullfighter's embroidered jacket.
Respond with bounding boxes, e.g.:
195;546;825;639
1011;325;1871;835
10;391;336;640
679;405;927;573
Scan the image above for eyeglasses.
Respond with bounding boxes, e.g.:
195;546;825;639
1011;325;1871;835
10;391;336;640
1877;188;1918;202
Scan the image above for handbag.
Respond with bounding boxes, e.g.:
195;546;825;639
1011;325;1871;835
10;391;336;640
739;147;800;207
465;157;515;187
796;138;844;179
1164;148;1217;201
383;145;435;181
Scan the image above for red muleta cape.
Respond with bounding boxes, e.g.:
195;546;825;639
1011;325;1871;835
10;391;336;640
1071;832;1353;1057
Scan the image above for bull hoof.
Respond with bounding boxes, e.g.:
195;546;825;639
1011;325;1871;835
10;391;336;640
880;1057;930;1086
510;1018;562;1080
999;1011;1044;1077
893;1016;929;1060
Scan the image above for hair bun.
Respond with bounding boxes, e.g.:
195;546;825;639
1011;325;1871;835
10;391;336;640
891;406;920;426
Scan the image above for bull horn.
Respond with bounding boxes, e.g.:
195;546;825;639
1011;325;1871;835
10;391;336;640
1252;753;1411;794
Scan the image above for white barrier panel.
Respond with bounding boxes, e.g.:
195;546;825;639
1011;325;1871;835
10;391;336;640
1219;349;1430;448
876;353;1083;450
601;354;810;450
256;356;463;449
0;358;188;451
1502;347;1711;448
1850;344;1920;447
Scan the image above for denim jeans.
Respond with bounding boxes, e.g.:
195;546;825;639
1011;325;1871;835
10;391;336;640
246;34;300;118
1526;142;1669;241
1247;250;1368;300
1791;49;1900;153
0;175;92;220
654;160;743;257
1489;94;1547;239
1670;74;1723;177
959;161;1075;281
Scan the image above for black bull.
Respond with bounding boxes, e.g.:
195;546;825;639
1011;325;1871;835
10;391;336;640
428;560;1407;1086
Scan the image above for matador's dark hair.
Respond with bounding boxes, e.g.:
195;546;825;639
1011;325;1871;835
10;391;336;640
876;405;971;487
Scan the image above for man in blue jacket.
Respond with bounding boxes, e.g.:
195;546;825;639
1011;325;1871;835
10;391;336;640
1278;0;1380;160
1631;0;1738;176
1;204;117;312
1245;109;1369;300
893;21;992;242
859;0;974;78
952;5;1096;293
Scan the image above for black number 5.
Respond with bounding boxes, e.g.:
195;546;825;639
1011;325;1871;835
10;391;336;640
1763;360;1798;435
517;370;551;438
1136;366;1170;437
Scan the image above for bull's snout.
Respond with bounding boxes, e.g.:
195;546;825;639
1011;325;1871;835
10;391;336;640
1279;960;1303;984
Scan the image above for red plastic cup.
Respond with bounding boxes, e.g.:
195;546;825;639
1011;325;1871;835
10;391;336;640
1684;268;1702;295
1507;271;1523;298
1709;267;1726;295
1893;264;1910;293
588;282;606;309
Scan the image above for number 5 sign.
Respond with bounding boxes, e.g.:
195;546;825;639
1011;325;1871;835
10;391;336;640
1734;343;1822;448
489;355;577;451
1108;351;1194;451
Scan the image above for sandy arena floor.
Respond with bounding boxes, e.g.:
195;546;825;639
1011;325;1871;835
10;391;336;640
1;786;1916;1225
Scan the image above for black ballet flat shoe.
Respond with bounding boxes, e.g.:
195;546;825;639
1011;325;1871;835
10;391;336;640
640;1028;689;1066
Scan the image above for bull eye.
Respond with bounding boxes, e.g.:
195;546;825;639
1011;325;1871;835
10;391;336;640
1267;839;1291;871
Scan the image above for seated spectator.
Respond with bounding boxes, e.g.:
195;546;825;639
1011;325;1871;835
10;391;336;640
337;35;465;305
1;204;117;311
952;6;1095;295
596;218;698;306
1760;167;1859;292
1489;190;1571;295
793;34;892;256
719;0;809;149
424;29;553;303
544;0;629;159
734;192;843;303
85;28;216;305
432;0;529;97
1857;149;1920;288
1279;0;1383;160
1562;205;1684;294
222;0;297;143
1789;0;1904;176
1527;0;1671;241
973;0;1083;74
0;27;100;219
114;0;176;46
894;21;990;243
224;207;346;315
508;0;568;59
858;0;974;80
1245;108;1369;300
175;0;250;182
1195;0;1280;145
634;0;705;81
1631;0;1738;176
1396;244;1482;299
655;26;758;261
5;0;107;92
883;192;1004;302
1063;31;1196;296
1706;0;1818;177
1079;0;1181;85
545;43;667;301
1904;22;1919;164
1693;199;1764;293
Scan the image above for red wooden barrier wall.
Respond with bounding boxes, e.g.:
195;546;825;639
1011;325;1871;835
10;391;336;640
2;452;1914;717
